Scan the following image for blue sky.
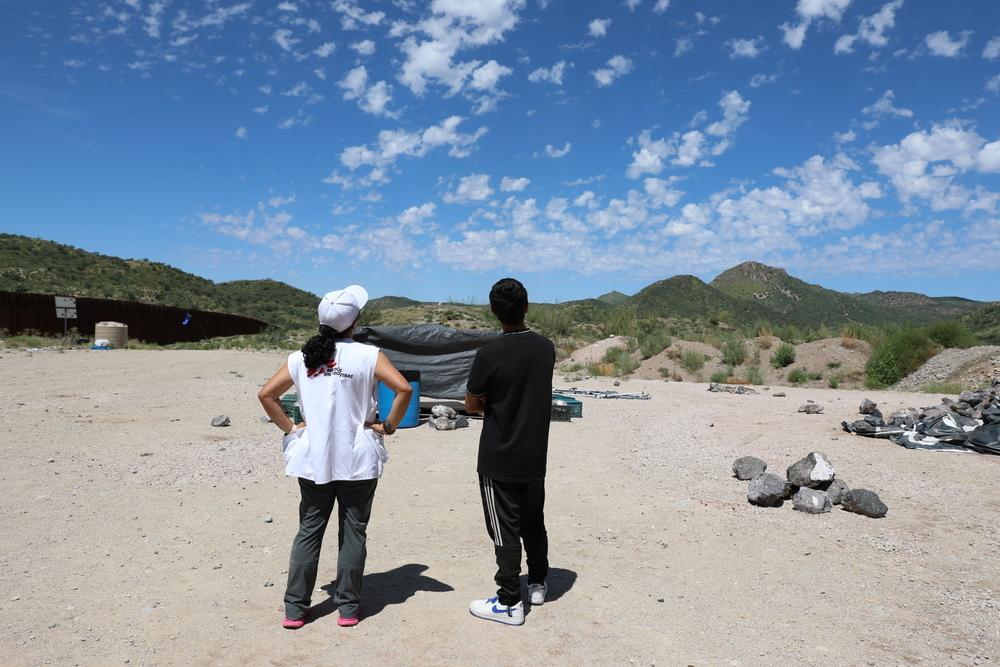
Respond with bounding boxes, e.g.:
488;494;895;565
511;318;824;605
2;0;999;303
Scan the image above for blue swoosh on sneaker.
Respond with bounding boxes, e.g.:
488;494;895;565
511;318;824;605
491;604;511;614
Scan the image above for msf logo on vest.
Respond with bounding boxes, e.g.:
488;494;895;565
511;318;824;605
307;359;355;380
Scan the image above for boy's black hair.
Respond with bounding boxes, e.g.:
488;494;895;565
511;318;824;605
489;277;528;326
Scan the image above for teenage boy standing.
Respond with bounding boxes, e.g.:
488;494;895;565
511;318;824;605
465;278;556;626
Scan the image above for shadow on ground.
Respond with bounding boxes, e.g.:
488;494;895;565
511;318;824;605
312;563;454;621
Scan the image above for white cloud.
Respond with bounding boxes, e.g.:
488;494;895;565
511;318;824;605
861;89;913;118
728;37;765;59
500;176;530;192
202;197;307;252
143;1;166;39
749;72;779;88
925;30;971;58
588;18;611;37
339;66;395;116
780;0;851;50
277;2;298;11
987;74;1000;93
591;55;633;86
644;177;684;207
833;129;857;143
545;142;572;158
282;81;310;97
268;194;296;207
834;0;903;54
444;173;494;203
351;39;376;56
175;3;252;31
394;0;524;97
624;0;641;10
469;60;512;90
273;28;298;52
333;0;385;30
674;37;693;57
872;123;1000;213
528;61;567;85
652;0;670;13
984;37;1000;60
313;42;336;58
63;59;87;68
627;90;750;176
235;127;248;139
398;202;436;227
339;116;488;183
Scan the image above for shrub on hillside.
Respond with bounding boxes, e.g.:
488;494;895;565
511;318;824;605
770;342;796;368
926;320;977;349
743;365;764;385
709;369;729;383
721;339;747;366
639;330;673;359
787;368;809;384
680;349;705;372
864;327;938;388
602;346;639;375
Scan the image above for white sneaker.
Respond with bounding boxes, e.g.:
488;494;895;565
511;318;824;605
469;596;524;626
528;583;547;605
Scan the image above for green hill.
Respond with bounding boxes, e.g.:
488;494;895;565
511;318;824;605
627;274;764;322
855;290;983;321
962;302;1000;344
596;290;629;305
369;295;424;309
0;233;318;328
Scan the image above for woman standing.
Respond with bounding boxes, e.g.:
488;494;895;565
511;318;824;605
258;285;412;629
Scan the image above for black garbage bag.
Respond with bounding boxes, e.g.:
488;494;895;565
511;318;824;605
964;423;1000;455
981;403;1000;425
353;324;500;400
843;419;904;438
917;413;979;443
889;432;975;453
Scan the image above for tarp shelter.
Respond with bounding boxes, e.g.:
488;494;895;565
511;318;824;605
353;324;500;400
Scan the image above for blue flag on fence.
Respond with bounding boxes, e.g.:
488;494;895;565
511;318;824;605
182;313;192;326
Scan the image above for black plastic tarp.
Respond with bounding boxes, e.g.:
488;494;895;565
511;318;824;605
353;324;500;400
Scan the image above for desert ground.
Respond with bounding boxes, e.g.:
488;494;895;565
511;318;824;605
1;349;998;666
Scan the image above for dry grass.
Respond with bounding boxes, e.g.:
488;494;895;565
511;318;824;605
841;336;862;350
758;335;774;350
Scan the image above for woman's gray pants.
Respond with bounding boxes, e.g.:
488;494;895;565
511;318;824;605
283;477;378;621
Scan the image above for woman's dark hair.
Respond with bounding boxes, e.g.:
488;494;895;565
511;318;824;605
302;324;338;371
489;277;528;326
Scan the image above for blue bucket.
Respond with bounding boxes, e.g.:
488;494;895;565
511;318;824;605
378;370;420;428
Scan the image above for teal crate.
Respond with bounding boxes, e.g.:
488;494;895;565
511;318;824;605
280;393;302;423
551;393;583;418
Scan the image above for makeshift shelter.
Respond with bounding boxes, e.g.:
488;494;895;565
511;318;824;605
353;324;500;400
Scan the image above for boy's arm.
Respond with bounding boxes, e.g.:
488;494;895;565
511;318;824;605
465;348;489;414
464;392;486;414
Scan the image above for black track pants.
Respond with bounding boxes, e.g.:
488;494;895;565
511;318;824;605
478;475;549;606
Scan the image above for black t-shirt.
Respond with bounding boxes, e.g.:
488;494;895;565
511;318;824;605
466;329;556;481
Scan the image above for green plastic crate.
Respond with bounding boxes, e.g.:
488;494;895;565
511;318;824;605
280;393;302;423
551;393;583;418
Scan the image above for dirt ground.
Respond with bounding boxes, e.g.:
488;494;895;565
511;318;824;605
2;349;999;666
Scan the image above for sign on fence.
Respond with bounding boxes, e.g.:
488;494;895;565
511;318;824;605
54;296;77;335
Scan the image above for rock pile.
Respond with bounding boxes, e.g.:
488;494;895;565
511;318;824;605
427;404;469;431
732;451;888;518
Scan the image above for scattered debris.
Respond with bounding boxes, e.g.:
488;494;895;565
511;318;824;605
263;581;273;588
844;381;1000;455
840;489;888;518
747;473;792;507
263;516;273;524
772;392;786;397
732;456;767;480
786;452;835;488
428;404;469;430
792;488;832;514
797;404;824;414
211;415;231;428
859;398;878;415
707;383;756;395
554;388;650;400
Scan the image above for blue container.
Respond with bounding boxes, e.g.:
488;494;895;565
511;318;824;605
378;370;420;428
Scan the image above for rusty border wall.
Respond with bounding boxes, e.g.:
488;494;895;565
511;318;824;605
0;290;268;344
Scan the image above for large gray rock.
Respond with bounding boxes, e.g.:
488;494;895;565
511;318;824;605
819;478;849;505
211;415;230;427
841;488;888;518
732;456;767;480
792;488;832;514
747;473;792;507
859;398;878;415
428;415;469;431
798;404;824;414
786;452;835;488
431;404;458;419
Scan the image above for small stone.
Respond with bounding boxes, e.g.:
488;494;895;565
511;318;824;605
263;581;274;588
772;392;786;397
732;456;767;481
430;404;457;420
859;398;878;414
10;596;20;601
212;562;223;570
786;452;835;488
263;516;273;524
613;380;621;386
841;488;888;518
47;458;55;463
819;478;849;505
792;488;832;514
747;473;792;507
797;404;824;414
211;415;231;428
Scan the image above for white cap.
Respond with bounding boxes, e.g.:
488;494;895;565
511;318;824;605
317;285;369;332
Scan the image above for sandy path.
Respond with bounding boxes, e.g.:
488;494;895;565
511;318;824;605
1;349;998;666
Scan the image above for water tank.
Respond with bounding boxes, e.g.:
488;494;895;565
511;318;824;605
95;321;128;348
